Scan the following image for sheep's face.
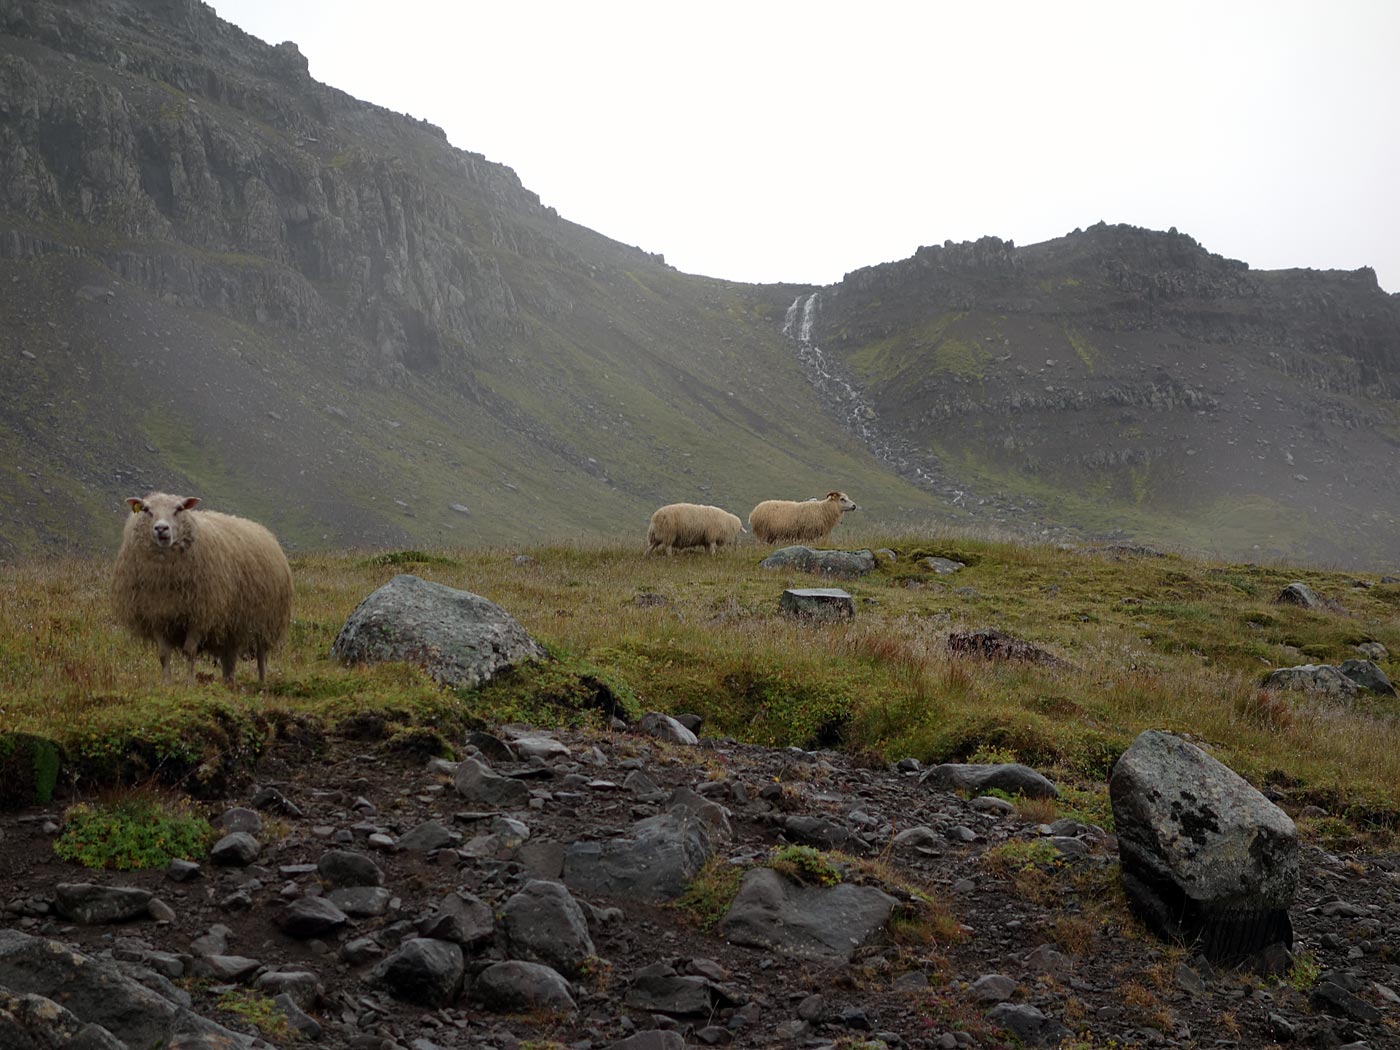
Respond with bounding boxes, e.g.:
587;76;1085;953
827;491;859;512
126;493;201;549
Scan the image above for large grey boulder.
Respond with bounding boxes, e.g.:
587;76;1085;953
1262;664;1359;701
717;867;898;962
500;881;596;977
369;937;465;1007
417;891;495;948
1109;730;1297;967
759;546;876;579
564;789;730;902
1338;658;1396;696
331;574;544;689
920;762;1059;800
0;989;124;1050
472;960;576;1013
0;930;253;1049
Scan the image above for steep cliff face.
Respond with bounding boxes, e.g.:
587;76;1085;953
792;224;1400;565
0;0;945;557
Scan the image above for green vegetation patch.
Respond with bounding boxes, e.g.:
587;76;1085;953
54;792;214;870
674;856;746;930
768;844;843;886
359;550;461;568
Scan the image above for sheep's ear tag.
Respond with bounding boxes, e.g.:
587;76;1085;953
180;497;201;511
126;498;144;514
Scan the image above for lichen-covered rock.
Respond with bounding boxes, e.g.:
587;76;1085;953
1109;730;1297;968
1262;664;1359;701
331;574;544;689
759;546;876;579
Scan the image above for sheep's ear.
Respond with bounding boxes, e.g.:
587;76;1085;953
126;498;144;514
826;490;842;500
179;497;201;512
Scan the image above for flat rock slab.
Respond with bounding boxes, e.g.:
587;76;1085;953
54;884;153;925
718;867;897;962
920;762;1059;800
331;573;544;689
1109;729;1297;968
780;588;855;622
760;546;876;579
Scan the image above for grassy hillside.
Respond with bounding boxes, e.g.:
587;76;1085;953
4;531;1398;837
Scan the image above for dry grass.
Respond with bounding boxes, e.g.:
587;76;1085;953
2;535;1398;820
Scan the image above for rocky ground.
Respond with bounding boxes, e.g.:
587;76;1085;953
2;716;1397;1050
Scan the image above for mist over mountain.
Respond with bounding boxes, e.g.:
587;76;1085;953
1;0;1397;567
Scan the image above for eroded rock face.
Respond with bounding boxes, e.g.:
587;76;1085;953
331;574;544;689
1109;730;1297;968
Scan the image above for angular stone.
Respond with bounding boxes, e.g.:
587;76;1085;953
717;867;897;962
500;880;596;978
1110;730;1297;967
219;808;263;834
209;832;260;867
275;897;349;939
331;574;544;689
564;790;730;902
316;849;384;888
327;885;391;917
254;970;322;1007
759;546;876;579
606;1032;685;1050
273;992;321;1040
0;930;247;1049
920;762;1059;799
472;960;576;1013
0;989;125;1050
54;884;153;925
398;820;458;851
921;556;965;574
1337;658;1396;696
370;938;465;1008
1274;582;1342;611
453;757;531;809
985;1003;1073;1047
510;734;571;761
970;974;1017;1003
779;587;856;622
637;712;698;745
416;892;495;949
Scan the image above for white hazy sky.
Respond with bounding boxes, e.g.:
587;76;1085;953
212;0;1399;292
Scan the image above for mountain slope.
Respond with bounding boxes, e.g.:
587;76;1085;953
0;0;943;557
797;226;1400;566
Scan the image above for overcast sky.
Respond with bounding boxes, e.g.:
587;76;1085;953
212;0;1399;292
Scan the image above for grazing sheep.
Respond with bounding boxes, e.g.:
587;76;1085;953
111;492;293;685
645;503;746;556
749;491;859;545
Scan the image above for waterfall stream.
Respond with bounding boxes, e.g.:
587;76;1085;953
782;292;949;494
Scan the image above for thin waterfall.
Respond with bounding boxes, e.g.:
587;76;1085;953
781;292;943;490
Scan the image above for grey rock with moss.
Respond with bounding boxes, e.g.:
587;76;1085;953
1109;729;1297;968
331;573;544;688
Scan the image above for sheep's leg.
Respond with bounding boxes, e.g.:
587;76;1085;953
219;640;239;686
255;643;268;685
707;541;718;554
182;633;201;683
158;639;174;684
644;542;657;556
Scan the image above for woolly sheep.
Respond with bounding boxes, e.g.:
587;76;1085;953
111;492;293;685
749;490;859;545
645;503;746;556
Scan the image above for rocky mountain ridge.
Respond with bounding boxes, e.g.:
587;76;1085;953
1;0;1397;566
